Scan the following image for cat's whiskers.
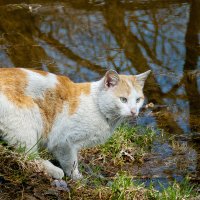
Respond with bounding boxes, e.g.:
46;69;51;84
109;114;123;128
110;114;121;123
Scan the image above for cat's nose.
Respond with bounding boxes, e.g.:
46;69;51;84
131;108;137;116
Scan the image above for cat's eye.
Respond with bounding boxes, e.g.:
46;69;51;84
120;97;128;103
136;97;141;103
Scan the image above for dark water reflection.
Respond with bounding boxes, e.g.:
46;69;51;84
0;0;199;188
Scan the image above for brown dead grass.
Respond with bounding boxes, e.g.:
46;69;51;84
0;144;79;200
0;144;123;200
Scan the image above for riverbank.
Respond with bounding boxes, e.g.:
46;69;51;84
0;125;198;199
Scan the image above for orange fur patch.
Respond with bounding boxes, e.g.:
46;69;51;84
114;75;144;98
130;75;144;97
0;68;91;136
57;76;91;115
34;90;63;137
0;68;34;107
113;75;133;97
35;75;91;136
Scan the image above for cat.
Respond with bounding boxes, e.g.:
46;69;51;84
0;68;150;180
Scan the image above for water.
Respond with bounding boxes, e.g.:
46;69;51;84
0;0;199;189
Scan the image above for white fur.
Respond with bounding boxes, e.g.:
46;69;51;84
0;69;149;180
0;93;43;151
124;81;144;116
21;69;58;99
47;81;112;179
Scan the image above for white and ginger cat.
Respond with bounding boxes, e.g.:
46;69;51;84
0;68;150;180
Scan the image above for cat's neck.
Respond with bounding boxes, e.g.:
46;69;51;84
90;80;102;100
90;80;123;131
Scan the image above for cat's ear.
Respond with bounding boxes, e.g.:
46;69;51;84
104;70;119;88
135;70;151;88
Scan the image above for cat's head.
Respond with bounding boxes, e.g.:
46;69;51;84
97;70;151;119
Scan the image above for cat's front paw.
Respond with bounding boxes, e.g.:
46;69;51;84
53;167;65;179
71;172;83;180
67;169;83;180
42;160;64;179
48;166;65;179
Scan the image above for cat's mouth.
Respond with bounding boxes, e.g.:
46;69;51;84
124;115;138;121
127;113;138;118
126;115;138;124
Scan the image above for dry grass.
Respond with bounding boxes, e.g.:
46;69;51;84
0;144;54;200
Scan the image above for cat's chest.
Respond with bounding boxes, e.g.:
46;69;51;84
48;95;113;148
68;108;112;147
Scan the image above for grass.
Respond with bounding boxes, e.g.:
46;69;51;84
147;178;197;200
110;172;147;200
0;124;198;200
80;124;156;171
0;143;44;182
100;124;156;161
69;172;198;200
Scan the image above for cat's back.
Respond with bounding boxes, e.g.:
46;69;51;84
0;68;76;145
0;68;74;106
0;68;92;137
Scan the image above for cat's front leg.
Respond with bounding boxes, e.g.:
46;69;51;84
63;148;82;180
54;140;82;180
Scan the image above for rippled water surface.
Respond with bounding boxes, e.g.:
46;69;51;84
0;0;199;188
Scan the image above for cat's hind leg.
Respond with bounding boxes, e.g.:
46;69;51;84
3;129;65;179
